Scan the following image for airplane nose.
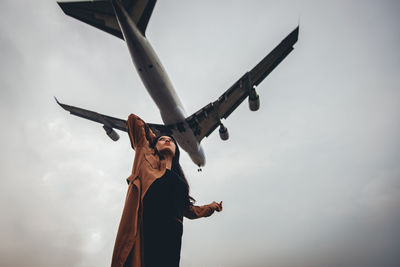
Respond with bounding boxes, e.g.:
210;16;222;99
190;145;206;167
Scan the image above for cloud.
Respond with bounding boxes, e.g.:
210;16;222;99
358;171;400;220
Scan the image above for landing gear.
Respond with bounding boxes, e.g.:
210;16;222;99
197;165;202;172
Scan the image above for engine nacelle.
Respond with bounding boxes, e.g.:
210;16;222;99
103;125;120;141
248;88;260;111
219;124;229;141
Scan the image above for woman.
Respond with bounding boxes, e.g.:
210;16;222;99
111;114;222;267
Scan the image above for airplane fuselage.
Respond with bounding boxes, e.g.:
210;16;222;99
112;0;206;166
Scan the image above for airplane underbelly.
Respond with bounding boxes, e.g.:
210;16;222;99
114;10;206;166
133;53;206;165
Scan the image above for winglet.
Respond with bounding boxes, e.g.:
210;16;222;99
291;25;300;45
54;96;60;105
54;96;69;111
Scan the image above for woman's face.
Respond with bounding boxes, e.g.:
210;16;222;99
155;136;176;156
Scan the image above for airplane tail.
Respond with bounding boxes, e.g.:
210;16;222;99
58;0;157;39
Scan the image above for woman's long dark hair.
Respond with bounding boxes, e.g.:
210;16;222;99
151;135;195;204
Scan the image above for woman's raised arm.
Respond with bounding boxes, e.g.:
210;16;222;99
126;114;156;150
184;201;223;220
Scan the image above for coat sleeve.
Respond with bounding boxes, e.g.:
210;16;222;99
126;114;156;150
184;204;215;219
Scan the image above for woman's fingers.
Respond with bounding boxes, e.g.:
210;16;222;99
216;201;223;211
219;201;223;211
210;201;223;212
214;202;219;211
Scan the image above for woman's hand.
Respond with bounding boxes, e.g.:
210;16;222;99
209;201;223;212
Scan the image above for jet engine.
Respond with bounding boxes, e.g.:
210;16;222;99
248;88;260;111
219;124;229;141
103;125;120;141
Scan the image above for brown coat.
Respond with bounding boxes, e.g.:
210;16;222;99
111;114;215;267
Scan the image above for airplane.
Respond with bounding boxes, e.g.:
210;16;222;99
55;0;299;168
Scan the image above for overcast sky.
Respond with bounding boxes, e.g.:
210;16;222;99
1;0;399;266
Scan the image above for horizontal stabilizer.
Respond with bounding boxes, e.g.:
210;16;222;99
58;0;157;38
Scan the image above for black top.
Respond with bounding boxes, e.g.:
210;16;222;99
143;169;190;223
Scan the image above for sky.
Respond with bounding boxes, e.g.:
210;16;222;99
0;0;399;266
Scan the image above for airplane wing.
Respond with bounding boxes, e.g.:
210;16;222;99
55;97;169;139
58;0;157;38
185;26;299;142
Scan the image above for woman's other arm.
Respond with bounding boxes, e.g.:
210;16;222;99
184;201;223;219
126;114;156;150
